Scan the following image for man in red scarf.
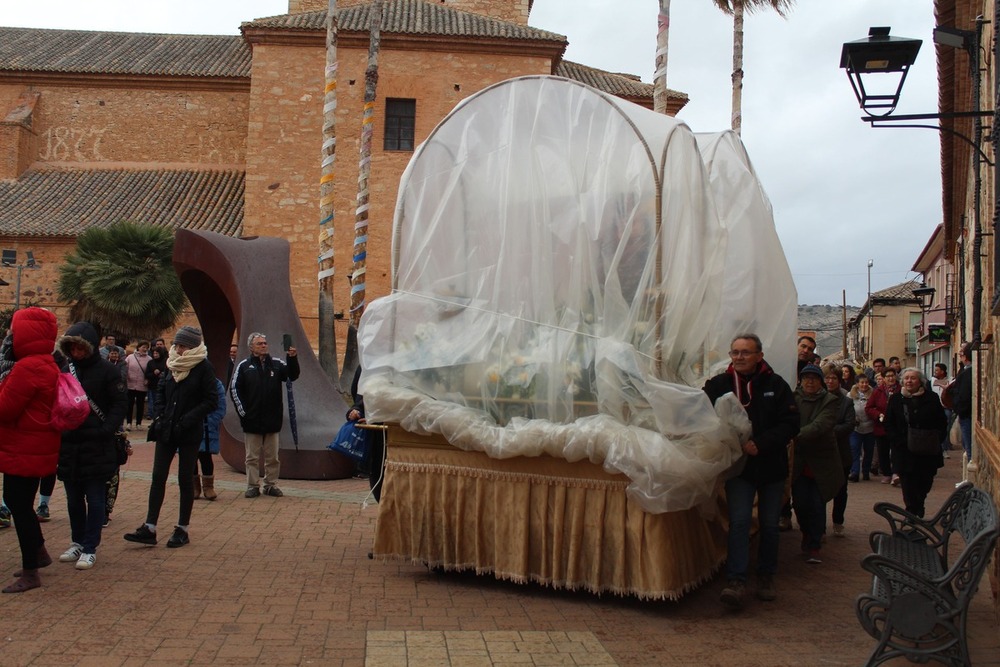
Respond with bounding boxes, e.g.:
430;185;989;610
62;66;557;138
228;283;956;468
704;333;799;610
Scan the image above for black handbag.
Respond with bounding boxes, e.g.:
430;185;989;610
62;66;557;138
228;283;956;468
114;431;132;465
904;403;942;455
146;416;161;442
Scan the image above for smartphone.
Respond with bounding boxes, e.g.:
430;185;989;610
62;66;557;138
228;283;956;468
282;333;293;352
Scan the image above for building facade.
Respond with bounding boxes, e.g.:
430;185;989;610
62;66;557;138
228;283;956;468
0;0;688;347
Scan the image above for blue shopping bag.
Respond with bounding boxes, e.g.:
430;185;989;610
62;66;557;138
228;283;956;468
328;421;370;462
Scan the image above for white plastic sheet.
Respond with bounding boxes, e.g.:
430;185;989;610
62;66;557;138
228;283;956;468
358;76;796;513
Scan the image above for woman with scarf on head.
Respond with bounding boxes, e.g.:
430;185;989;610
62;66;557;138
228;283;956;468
55;321;128;571
0;308;61;593
124;326;217;549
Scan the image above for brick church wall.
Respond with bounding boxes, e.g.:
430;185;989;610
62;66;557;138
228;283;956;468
244;39;549;345
0;83;249;166
287;0;531;26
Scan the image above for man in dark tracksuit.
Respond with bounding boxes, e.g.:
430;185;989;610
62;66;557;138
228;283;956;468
229;332;299;498
704;333;799;610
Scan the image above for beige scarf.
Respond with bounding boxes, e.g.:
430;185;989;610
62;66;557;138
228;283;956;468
166;343;208;382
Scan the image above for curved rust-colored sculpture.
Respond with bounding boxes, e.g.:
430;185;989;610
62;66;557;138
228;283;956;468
172;229;355;480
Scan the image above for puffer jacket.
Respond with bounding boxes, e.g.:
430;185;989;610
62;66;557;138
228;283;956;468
56;322;128;483
199;379;227;454
886;387;947;473
230;353;300;434
125;350;150;391
0;307;61;478
154;355;218;448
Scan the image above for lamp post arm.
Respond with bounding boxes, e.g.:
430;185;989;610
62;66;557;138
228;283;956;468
862;120;994;166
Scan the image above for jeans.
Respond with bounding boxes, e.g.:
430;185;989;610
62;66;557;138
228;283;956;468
792;475;826;551
3;474;44;569
724;476;784;582
146;389;157;418
64;478;107;554
849;431;875;477
959;416;972;459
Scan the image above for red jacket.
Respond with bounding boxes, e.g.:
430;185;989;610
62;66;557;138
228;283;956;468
0;307;60;478
864;383;898;437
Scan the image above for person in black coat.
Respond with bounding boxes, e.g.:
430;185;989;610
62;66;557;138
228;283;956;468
886;367;948;517
143;346;167;419
124;326;218;549
56;322;128;570
703;333;799;610
229;332;300;498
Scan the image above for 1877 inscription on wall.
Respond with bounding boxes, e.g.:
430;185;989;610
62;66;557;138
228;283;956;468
38;126;106;161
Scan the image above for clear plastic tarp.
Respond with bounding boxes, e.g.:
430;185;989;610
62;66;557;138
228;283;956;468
358;76;796;513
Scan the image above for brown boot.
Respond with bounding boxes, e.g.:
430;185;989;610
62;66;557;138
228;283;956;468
3;569;40;593
202;475;217;501
193;474;202;500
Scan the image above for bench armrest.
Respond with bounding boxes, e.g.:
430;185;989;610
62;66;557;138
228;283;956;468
872;502;946;547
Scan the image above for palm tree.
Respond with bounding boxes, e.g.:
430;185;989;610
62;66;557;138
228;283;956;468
57;221;187;340
711;0;794;135
653;0;671;114
318;0;340;384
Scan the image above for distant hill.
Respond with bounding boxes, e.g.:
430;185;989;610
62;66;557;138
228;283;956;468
799;304;860;359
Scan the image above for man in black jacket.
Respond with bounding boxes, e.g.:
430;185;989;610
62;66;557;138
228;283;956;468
704;333;799;610
230;332;299;498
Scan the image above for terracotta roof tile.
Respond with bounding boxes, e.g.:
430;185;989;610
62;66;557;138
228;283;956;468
243;0;566;42
0;168;244;237
555;60;686;101
872;280;921;301
0;27;250;78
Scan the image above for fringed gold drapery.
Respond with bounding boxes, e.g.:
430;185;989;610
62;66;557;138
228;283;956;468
372;429;726;601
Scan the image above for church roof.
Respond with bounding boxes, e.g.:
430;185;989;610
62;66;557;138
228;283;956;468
242;0;566;43
555;60;686;102
0;27;250;78
0;168;244;237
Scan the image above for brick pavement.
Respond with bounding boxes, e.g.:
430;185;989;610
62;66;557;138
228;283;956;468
1;432;997;666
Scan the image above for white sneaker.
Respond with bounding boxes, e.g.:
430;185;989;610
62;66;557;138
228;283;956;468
59;543;83;562
75;553;96;570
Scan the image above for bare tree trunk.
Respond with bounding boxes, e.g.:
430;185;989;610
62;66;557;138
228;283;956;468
351;0;382;328
653;0;671;114
318;0;340;384
731;1;744;135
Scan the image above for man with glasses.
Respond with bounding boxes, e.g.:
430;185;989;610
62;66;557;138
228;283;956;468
230;333;299;498
704;333;799;610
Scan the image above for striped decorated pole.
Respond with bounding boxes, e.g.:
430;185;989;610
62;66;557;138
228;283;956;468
318;0;339;381
653;0;670;114
351;0;383;328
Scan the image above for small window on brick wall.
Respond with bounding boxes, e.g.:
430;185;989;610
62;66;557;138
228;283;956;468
384;98;416;151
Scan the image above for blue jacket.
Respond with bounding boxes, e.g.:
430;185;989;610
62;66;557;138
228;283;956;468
199;379;227;454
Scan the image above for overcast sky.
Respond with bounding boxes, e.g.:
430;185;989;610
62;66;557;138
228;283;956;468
3;1;940;306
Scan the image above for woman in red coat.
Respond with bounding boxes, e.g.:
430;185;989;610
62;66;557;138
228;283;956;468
0;307;61;593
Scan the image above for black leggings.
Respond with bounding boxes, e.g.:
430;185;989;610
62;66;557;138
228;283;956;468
146;438;198;527
3;474;44;569
197;451;214;476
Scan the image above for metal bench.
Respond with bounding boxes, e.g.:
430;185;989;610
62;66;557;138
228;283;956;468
856;482;998;667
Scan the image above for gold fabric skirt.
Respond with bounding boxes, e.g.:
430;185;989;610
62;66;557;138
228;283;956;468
372;426;726;600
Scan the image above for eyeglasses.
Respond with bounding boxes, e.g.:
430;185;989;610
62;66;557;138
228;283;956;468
728;350;759;358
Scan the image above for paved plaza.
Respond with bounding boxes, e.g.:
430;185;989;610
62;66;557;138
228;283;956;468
1;431;997;666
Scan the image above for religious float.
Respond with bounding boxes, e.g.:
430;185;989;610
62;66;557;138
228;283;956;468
360;76;796;599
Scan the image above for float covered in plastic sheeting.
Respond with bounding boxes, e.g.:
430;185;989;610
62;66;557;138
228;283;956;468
358;76;795;513
696;131;797;385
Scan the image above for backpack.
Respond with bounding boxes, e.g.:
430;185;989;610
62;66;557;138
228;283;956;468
941;379;956;410
50;372;91;431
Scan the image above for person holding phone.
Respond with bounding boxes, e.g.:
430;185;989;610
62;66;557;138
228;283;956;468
229;332;299;498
